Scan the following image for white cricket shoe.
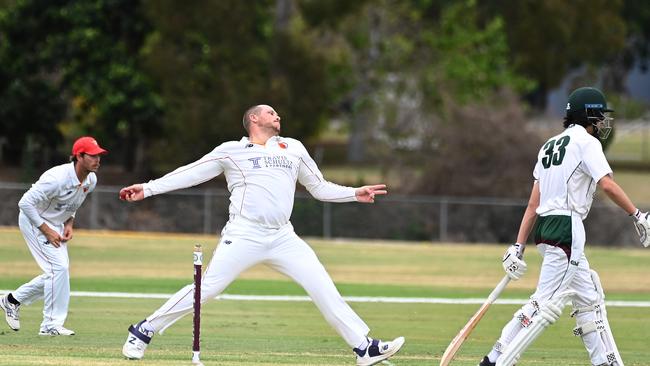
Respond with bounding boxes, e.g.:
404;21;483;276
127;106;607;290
123;321;154;360
39;326;75;336
0;295;20;331
355;336;405;366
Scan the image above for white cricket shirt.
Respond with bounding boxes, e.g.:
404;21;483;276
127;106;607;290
533;125;612;220
18;162;97;230
143;136;357;228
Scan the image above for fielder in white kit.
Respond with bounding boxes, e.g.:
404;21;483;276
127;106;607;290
0;136;107;336
119;104;405;365
479;87;650;366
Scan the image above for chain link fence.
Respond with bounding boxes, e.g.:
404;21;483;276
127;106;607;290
0;183;644;246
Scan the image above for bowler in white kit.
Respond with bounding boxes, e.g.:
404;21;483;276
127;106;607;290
0;137;107;336
119;104;405;366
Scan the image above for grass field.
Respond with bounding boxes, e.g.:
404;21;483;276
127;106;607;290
1;227;650;365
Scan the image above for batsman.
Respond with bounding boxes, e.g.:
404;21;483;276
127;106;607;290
478;87;650;366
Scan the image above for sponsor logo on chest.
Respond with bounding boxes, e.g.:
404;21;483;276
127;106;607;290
53;186;88;212
248;155;294;170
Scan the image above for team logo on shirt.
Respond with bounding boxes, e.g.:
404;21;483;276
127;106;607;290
249;157;263;169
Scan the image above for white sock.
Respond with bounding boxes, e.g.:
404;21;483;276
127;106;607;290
357;337;370;351
487;349;500;363
140;320;155;333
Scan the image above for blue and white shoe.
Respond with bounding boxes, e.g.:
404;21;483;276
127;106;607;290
0;295;20;331
355;336;405;366
38;326;75;336
122;320;154;360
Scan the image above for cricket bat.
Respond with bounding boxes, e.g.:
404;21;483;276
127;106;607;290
439;275;511;366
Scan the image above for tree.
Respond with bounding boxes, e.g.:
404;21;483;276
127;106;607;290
328;0;538;196
0;0;162;174
140;0;362;172
478;0;627;107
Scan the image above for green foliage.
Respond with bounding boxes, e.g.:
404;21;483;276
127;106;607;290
0;0;162;172
335;0;539;196
141;1;361;170
623;0;650;70
1;0;647;184
609;94;650;119
479;0;627;99
429;0;534;104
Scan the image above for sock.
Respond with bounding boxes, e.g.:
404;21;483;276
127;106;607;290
357;337;369;351
139;320;155;333
487;349;500;363
353;337;370;356
7;293;20;306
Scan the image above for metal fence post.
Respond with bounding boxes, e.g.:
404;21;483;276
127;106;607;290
323;202;332;239
439;198;448;242
90;191;99;229
203;189;212;234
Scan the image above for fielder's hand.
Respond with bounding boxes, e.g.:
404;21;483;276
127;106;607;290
632;209;650;248
502;243;527;280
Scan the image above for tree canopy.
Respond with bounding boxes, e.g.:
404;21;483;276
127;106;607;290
0;0;646;195
0;0;162;174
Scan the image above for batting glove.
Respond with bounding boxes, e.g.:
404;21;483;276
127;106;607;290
502;243;527;280
632;209;650;248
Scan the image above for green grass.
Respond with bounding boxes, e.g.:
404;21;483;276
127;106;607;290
607;126;650;162
609;170;650;204
1;228;650;365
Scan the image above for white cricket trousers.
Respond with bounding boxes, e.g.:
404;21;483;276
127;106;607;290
13;212;70;330
146;217;370;347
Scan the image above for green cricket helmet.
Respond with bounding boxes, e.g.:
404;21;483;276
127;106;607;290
565;87;614;139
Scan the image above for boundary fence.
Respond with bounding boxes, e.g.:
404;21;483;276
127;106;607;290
0;183;644;246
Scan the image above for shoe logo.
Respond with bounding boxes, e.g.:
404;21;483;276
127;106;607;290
128;336;136;345
224;240;232;245
382;345;389;351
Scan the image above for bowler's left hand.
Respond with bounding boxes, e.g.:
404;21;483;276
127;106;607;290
355;184;388;203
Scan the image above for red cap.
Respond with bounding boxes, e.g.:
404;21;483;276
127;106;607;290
71;136;108;156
